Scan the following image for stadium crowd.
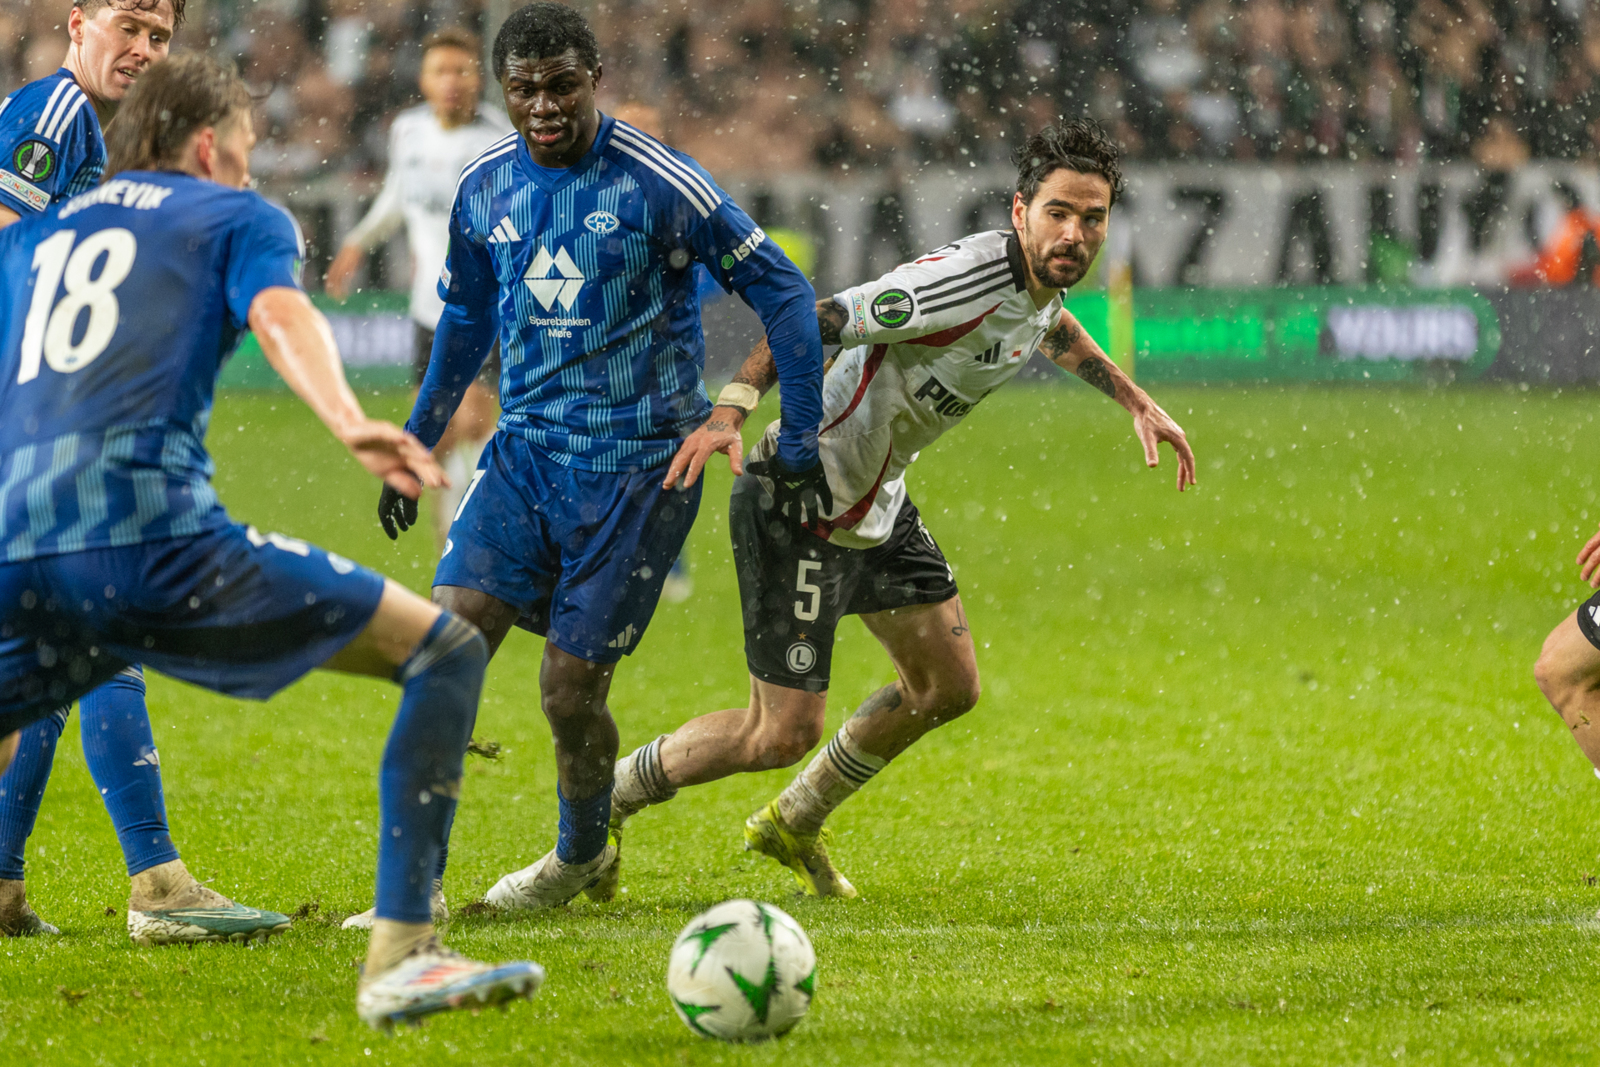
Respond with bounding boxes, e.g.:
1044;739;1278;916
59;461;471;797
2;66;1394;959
2;0;1598;177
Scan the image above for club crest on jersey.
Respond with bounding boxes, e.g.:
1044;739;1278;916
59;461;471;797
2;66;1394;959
12;140;54;183
786;641;817;673
524;245;585;311
871;289;914;328
584;210;620;235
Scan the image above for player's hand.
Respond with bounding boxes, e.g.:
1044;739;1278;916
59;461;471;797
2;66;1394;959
664;406;746;490
1132;400;1197;492
746;455;834;526
1578;527;1600;587
339;418;446;503
324;245;364;301
377;484;419;540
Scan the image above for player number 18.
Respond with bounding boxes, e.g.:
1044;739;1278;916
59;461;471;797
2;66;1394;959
17;227;138;384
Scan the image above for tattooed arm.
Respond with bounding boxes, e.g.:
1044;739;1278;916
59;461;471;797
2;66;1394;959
1038;309;1199;492
663;298;844;489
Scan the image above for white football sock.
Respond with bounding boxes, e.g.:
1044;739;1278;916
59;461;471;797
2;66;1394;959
776;722;887;836
436;440;488;533
611;735;676;821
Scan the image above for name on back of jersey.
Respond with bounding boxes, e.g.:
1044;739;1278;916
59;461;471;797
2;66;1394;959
59;179;173;219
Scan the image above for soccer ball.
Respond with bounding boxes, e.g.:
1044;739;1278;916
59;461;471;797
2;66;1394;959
666;899;816;1042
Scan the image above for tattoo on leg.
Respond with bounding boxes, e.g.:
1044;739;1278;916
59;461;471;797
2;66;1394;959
847;683;903;723
951;603;969;637
1076;356;1118;399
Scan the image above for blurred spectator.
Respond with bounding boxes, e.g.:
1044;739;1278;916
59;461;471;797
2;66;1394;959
4;0;1600;179
1509;182;1600;285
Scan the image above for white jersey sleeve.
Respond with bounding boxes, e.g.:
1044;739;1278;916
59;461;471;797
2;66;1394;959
343;122;406;250
833;238;1027;346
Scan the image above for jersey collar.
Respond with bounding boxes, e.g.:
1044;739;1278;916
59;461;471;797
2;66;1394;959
1003;230;1028;291
516;112;616;193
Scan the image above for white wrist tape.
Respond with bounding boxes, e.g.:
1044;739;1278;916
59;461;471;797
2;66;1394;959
715;382;762;412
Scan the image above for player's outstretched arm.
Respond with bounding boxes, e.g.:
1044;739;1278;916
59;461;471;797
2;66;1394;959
664;297;844;491
1039;308;1197;492
249;287;445;499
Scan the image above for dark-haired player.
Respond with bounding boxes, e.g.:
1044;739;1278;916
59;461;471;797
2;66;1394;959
607;120;1198;898
0;53;542;1027
0;0;292;947
380;1;827;908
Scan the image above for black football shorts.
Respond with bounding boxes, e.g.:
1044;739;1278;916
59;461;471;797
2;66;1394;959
1577;588;1600;651
729;472;958;692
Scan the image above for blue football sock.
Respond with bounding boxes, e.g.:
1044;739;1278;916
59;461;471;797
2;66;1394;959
0;707;68;881
374;613;484;924
79;668;178;877
556;784;612;864
434;804;454;886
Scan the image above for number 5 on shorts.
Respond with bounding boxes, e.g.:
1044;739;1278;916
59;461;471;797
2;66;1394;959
794;560;822;621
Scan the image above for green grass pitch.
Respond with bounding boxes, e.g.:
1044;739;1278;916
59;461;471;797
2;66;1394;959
2;382;1598;1065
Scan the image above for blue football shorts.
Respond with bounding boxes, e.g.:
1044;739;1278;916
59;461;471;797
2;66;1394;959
433;432;701;664
0;522;385;736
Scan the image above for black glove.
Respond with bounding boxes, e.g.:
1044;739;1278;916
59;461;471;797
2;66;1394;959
377;483;418;541
746;455;834;526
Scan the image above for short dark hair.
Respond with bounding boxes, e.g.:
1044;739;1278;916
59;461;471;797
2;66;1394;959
103;53;251;175
75;0;186;31
1013;119;1124;207
422;26;480;61
492;2;599;80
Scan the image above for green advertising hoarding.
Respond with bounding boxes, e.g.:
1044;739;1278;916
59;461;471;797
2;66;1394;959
220;287;1503;391
1063;288;1502;383
219;292;414;390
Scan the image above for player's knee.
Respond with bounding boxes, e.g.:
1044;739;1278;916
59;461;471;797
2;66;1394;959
402;612;487;688
909;671;981;723
1535;641;1575;706
760;716;825;768
746;698;824;768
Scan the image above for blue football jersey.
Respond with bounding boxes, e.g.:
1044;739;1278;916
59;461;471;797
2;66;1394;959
0;69;105;216
0;172;304;561
438;114;796;473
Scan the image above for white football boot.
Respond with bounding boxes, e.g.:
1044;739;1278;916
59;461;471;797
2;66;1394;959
343;880;448;930
485;843;618;910
127;880;291;946
356;937;543;1030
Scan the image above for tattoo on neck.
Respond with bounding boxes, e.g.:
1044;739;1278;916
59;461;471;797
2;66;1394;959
848;683;903;722
1077;356;1118;399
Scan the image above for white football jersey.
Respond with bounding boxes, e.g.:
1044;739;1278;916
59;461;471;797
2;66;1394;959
751;229;1059;550
344;103;514;328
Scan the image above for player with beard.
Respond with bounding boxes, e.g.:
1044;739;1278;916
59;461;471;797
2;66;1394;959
0;0;290;946
600;119;1198;898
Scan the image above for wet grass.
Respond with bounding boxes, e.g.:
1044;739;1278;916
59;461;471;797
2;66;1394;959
2;382;1598;1065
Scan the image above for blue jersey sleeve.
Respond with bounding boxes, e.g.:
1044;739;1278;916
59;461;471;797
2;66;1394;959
437;198;497;312
0;76;101;215
666;176;825;470
223;197;304;328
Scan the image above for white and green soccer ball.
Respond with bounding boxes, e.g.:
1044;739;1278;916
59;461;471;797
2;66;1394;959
666;899;816;1042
